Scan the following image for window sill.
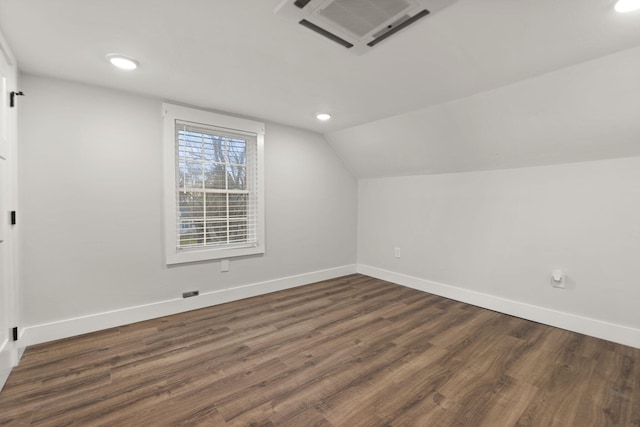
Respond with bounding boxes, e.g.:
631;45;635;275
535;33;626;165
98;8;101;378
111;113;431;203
166;245;264;265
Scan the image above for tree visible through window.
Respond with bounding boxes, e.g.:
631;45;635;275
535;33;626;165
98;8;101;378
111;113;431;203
163;103;264;264
176;122;256;250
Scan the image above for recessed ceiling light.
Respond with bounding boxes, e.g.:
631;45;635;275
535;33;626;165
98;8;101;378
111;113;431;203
107;54;138;70
615;0;640;13
316;113;332;121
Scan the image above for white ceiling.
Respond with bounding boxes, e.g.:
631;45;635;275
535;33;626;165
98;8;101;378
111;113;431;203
1;0;639;175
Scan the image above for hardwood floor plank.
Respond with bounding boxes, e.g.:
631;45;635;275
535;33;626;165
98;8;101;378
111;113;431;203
477;378;539;427
1;274;639;426
276;406;334;427
515;350;599;426
332;347;452;426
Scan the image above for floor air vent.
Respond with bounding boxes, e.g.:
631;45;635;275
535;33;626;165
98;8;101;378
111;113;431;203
275;0;457;55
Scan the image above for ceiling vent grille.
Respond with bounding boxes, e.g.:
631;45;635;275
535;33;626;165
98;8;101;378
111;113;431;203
319;0;410;37
275;0;457;55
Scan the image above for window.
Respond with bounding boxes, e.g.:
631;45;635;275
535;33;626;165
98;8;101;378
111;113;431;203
163;103;265;264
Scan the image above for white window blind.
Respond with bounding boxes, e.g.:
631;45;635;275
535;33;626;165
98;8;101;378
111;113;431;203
176;121;258;251
163;103;265;265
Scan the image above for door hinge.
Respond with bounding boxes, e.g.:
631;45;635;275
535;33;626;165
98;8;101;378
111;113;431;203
12;327;18;341
10;91;24;108
10;211;16;225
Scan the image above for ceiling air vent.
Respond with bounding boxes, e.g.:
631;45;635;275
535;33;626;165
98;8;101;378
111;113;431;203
275;0;457;55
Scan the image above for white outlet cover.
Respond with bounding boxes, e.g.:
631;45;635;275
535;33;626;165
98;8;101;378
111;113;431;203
551;269;565;288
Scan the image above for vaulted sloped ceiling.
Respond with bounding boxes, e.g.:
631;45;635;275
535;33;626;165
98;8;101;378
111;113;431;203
326;46;640;177
0;0;639;177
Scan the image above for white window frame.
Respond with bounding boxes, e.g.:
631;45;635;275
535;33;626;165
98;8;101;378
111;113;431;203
162;103;265;265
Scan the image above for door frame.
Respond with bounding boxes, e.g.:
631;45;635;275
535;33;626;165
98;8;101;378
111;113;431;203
0;28;20;391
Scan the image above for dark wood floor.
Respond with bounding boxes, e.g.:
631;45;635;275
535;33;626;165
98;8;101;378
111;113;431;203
1;274;639;426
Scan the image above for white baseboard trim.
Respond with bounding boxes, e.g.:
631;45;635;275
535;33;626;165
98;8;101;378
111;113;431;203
0;372;9;393
0;338;13;391
358;264;640;349
21;264;357;347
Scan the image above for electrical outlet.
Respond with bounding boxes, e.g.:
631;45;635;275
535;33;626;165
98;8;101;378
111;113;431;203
394;248;401;258
182;290;199;298
551;269;565;288
221;259;230;272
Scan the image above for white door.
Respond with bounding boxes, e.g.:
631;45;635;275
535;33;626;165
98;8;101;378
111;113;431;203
0;37;18;391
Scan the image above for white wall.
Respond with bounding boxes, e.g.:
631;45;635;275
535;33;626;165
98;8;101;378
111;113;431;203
16;75;640;350
327;45;640;178
358;157;640;347
19;75;357;340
